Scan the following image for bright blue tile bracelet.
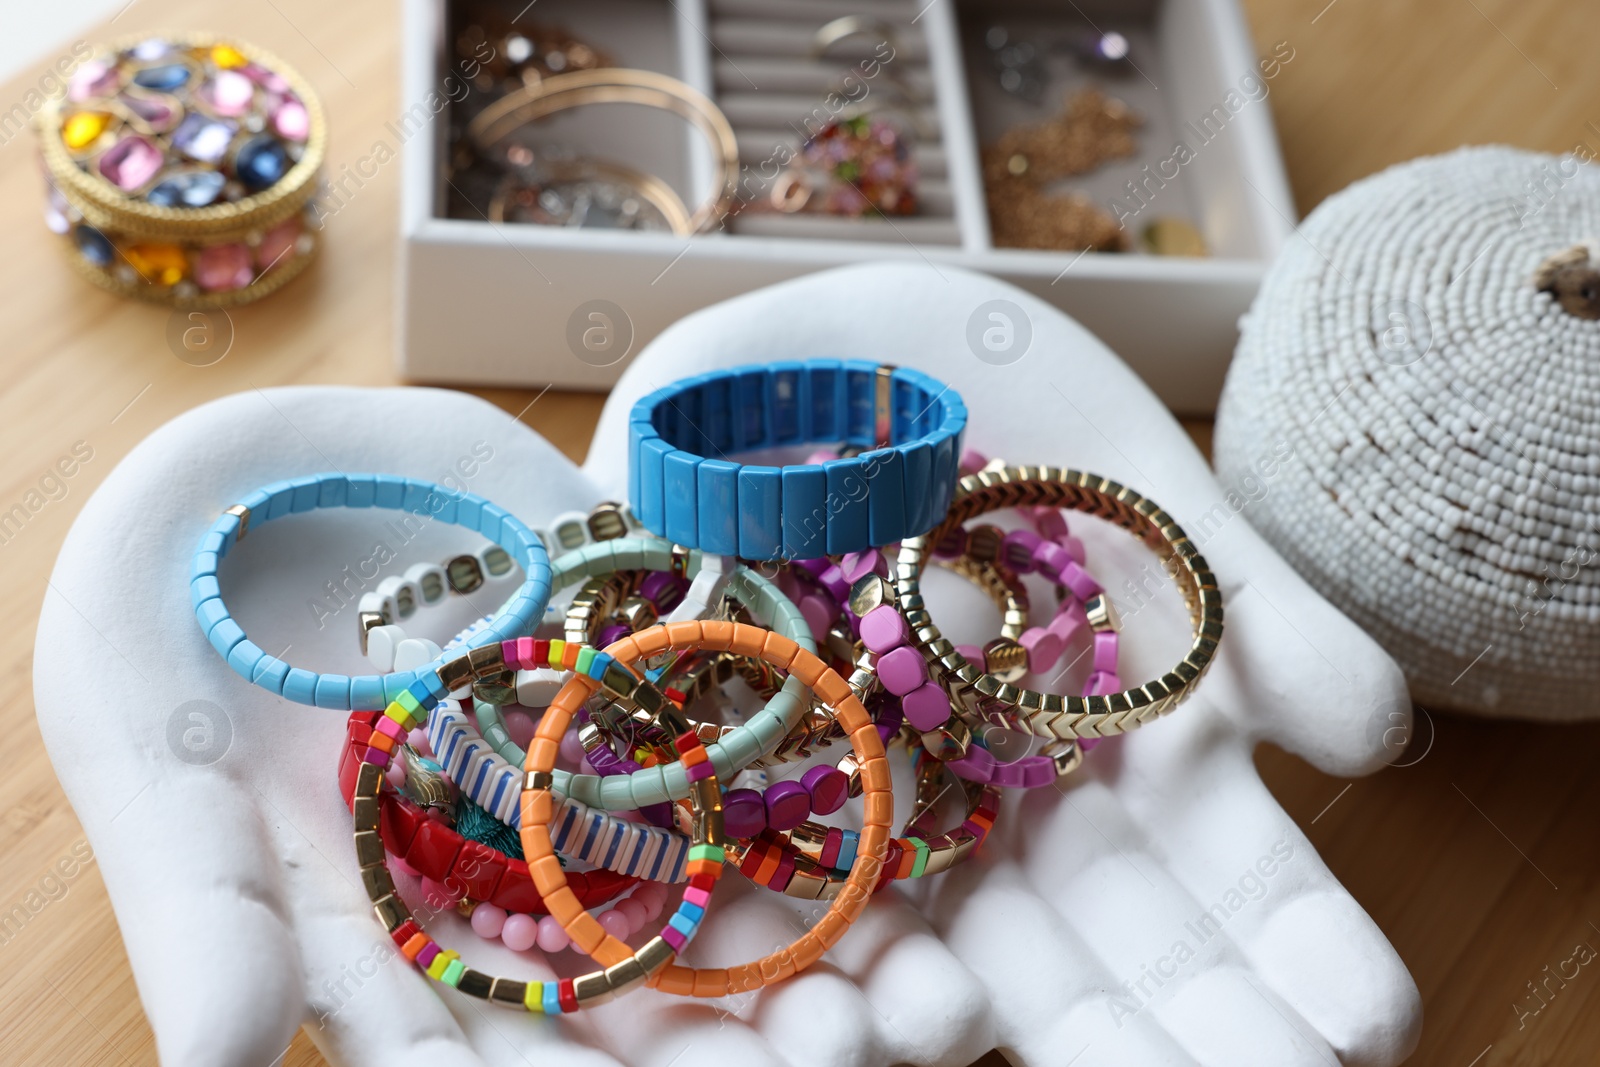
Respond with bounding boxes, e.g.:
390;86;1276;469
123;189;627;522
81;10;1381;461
628;360;967;560
191;472;552;710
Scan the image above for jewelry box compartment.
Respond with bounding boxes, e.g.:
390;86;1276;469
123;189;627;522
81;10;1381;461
955;0;1291;262
399;0;1296;413
433;0;711;231
706;0;962;246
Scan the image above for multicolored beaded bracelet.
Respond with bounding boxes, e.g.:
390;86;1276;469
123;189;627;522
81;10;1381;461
895;467;1223;740
338;712;635;914
581;648;859;839
443;642;840;866
567;703;679;830
681;735;854;841
522;620;893;996
576;652;749;831
403;525;721;716
473;537;818;811
351;719;725;1012
437;564;689;730
193;472;552;709
404;562;693;838
424;613;705;873
736;743;1001;899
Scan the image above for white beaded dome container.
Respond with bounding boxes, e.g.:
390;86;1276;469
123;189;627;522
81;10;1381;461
1215;145;1600;721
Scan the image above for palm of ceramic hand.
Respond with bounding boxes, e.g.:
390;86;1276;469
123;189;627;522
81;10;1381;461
37;264;1418;1067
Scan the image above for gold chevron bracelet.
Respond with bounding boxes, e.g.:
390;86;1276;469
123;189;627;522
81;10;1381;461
893;465;1223;740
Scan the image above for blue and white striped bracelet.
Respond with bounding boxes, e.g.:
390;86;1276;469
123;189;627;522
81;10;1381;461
428;702;690;882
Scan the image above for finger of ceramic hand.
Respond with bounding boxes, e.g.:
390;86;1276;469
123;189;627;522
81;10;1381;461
749;756;996;1067
301;893;633;1067
994;764;1343;1067
1110;734;1420;1065
581;977;799;1067
596;873;984;1067
919;789;1206;1066
605;1012;797;1067
977;771;1360;1064
445;1001;634;1067
800;889;996;1067
925;857;1202;1067
748;965;902;1067
1203;520;1412;776
563;876;829;1067
292;906;497;1067
36;562;318;1067
1147;966;1345;1067
1245;891;1421;1067
586;769;995;1067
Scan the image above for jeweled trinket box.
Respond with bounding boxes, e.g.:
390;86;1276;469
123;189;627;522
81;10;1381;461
36;32;326;308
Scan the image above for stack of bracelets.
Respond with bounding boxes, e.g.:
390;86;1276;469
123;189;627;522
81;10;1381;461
194;359;1222;1012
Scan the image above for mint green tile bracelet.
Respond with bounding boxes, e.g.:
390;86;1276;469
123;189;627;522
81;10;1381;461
473;536;814;810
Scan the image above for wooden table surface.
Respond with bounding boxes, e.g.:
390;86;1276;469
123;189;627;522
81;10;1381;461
2;1;1598;1064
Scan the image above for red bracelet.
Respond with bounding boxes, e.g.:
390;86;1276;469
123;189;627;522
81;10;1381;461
338;712;636;914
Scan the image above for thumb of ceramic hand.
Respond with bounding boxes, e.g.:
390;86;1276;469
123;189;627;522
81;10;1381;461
33;386;639;1067
585;263;1422;1066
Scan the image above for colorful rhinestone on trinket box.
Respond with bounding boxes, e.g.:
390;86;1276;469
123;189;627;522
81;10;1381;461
34;33;326;308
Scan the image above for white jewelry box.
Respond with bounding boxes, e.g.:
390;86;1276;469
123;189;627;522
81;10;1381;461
397;0;1296;414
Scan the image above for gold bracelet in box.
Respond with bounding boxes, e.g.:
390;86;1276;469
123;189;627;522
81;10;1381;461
487;157;695;233
36;32;325;308
894;466;1223;740
468;68;738;235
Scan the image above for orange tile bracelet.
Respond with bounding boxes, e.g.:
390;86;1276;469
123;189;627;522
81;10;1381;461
519;619;893;998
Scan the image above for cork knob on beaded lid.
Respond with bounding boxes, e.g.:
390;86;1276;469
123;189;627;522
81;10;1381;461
1215;145;1600;721
35;32;326;308
1531;240;1600;319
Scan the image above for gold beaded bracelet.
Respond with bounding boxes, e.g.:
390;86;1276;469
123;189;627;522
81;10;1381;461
348;640;726;1013
894;466;1223;740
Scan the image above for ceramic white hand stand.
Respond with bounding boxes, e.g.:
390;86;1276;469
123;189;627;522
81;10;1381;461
37;263;1421;1067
